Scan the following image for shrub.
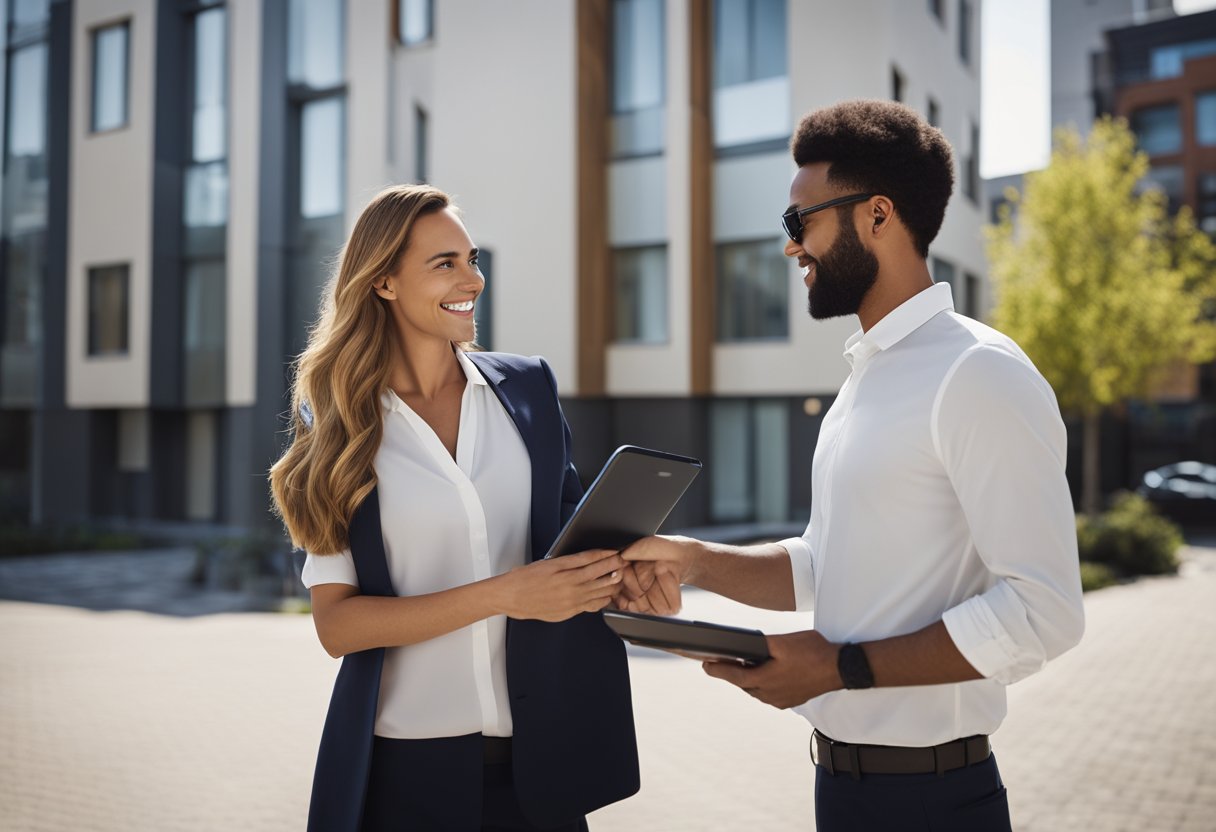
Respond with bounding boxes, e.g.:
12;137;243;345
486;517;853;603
1076;492;1183;576
1078;561;1119;592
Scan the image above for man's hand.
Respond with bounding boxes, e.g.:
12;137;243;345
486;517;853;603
702;629;843;709
615;536;697;615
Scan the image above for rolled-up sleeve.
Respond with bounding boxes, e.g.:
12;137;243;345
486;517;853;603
933;345;1085;685
777;533;816;612
301;549;358;589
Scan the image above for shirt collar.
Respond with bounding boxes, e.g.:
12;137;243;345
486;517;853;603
844;282;954;366
381;348;488;413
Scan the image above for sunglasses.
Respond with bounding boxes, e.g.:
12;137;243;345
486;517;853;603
781;193;876;243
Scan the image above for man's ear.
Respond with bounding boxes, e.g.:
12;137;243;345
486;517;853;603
870;196;895;237
372;275;395;300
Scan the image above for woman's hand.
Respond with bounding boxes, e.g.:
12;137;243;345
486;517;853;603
493;549;625;622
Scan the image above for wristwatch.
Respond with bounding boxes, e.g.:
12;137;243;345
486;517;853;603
837;642;875;690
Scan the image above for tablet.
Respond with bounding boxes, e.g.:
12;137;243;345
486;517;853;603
602;609;771;667
545;446;701;559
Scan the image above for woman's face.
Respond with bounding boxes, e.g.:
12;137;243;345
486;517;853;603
377;207;484;345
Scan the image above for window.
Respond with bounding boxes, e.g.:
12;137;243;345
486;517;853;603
613;245;668;343
10;0;51;30
713;0;788;150
1142;164;1184;212
473;249;493;349
929;0;944;24
183;4;229;406
287;0;346;355
184;6;228;229
932;256;956;299
710;399;789;523
716;238;788;341
288;0;343;88
87;265;129;356
927;96;940;128
1197;91;1216;147
891;65;904;103
957;0;972;67
611;0;665;157
964;272;980;319
964;120;979;203
1198;173;1216;236
398;0;433;46
91;22;129;132
1150;39;1216;81
1131;104;1182;156
415;104;428;183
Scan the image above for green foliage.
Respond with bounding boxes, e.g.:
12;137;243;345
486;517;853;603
1078;560;1120;592
986;119;1216;418
0;524;145;556
1076;492;1183;576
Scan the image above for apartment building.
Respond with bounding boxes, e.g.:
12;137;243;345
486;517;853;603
0;0;987;532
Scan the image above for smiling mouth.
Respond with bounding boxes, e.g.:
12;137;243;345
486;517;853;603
440;300;474;313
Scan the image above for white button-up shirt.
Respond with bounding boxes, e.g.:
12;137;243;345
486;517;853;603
780;283;1084;747
302;350;532;740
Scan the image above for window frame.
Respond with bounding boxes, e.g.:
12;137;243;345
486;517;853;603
86;263;131;357
89;19;131;134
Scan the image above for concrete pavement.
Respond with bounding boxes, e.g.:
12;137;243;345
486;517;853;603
0;546;1213;831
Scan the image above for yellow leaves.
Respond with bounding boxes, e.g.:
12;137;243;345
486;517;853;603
986;119;1216;415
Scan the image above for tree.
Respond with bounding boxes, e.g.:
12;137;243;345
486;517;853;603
986;118;1216;516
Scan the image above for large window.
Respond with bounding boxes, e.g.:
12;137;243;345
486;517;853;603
964;120;980;204
182;3;228;405
1197;91;1216;147
957;0;972;67
713;0;787;151
91;21;129;132
710;399;789;523
414;104;428;183
88;265;130;356
611;0;665;157
1150;39;1216;80
613;245;668;344
964;272;980;319
1131;104;1182;157
1198;173;1216;236
287;0;346;354
2;1;51;404
716;238;788;341
1143;164;1184;212
398;0;433;46
932;256;956;297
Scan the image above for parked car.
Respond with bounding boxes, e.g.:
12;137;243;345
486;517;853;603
1136;461;1216;528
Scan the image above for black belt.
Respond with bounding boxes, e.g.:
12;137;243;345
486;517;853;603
812;730;990;779
483;736;512;765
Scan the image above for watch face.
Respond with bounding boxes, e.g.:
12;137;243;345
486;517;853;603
837;643;875;690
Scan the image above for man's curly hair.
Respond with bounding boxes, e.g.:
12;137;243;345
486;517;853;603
790;100;954;258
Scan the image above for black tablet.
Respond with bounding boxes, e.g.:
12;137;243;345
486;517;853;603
545;446;701;558
602;609;771;667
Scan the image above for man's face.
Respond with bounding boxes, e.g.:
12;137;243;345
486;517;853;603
783;164;880;320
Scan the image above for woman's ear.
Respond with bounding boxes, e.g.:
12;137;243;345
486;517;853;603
372;275;396;301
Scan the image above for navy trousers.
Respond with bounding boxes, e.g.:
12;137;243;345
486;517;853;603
359;735;590;832
815;753;1013;832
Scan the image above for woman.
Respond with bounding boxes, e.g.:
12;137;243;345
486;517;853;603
269;185;639;832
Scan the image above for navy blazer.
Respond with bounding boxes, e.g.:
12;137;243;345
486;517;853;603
306;352;640;832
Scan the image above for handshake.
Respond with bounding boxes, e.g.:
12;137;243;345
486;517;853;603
497;535;693;624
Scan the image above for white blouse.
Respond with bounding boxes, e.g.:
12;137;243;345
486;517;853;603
301;350;532;739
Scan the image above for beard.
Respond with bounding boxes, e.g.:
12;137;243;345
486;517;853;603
806;216;880;320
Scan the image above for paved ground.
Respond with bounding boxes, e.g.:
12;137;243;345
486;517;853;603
1;545;1214;831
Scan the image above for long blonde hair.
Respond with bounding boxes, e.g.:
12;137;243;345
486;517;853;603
269;184;453;554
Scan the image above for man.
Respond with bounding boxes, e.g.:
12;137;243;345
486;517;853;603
617;100;1085;831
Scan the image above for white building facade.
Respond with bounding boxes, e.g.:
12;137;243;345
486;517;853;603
0;0;987;531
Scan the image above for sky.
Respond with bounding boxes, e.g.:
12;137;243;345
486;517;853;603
981;0;1216;179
